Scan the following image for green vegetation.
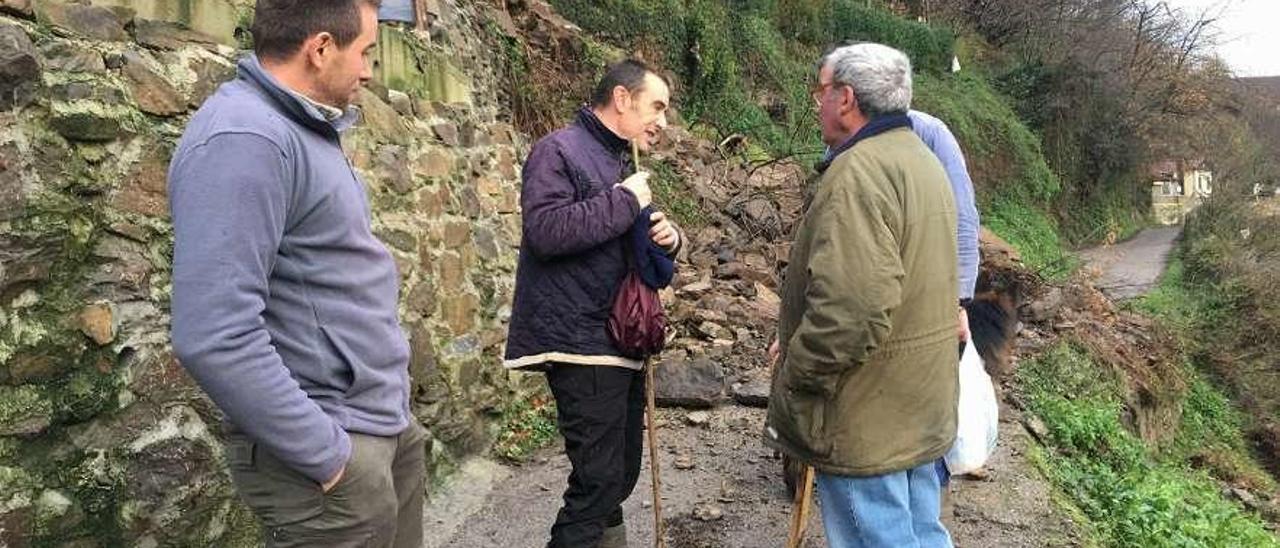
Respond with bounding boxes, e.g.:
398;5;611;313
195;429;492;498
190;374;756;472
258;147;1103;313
1018;254;1279;547
545;0;1088;277
1020;342;1277;547
982;195;1075;280
913;70;1077;278
1130;258;1276;490
492;394;559;462
547;0;952;160
991;61;1153;246
1129;258;1236;342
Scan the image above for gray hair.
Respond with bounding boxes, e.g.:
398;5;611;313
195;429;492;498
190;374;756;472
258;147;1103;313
820;43;913;118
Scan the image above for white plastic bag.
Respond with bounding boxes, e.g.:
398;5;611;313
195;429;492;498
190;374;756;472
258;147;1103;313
944;341;999;475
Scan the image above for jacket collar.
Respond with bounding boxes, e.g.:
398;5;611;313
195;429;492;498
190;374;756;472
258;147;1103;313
236;54;361;140
575;106;632;155
816;112;913;173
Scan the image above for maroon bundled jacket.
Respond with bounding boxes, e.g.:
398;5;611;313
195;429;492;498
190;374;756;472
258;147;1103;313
504;108;659;370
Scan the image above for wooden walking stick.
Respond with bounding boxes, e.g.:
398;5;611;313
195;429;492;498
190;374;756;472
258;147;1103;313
634;141;667;548
786;464;816;548
645;356;666;548
771;351;816;548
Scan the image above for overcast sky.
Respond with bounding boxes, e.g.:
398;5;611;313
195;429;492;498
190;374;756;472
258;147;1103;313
1161;0;1280;77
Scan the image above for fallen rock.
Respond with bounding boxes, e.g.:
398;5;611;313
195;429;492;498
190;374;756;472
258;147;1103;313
692;503;724;522
1;0;34;19
731;379;770;407
726;192;784;240
654;357;725;408
714;261;745;280
979;226;1023;267
674;453;695;470
1022;287;1063;323
1024;416;1050;444
695;321;730;341
692;308;728;324
746;282;780;322
1228;487;1259;510
739;197;783;239
676;279;713;299
684;411;710;426
0;22;39;110
958;467;991;481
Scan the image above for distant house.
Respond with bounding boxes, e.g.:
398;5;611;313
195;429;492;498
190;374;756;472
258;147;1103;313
1151;158;1213;224
379;0;416;23
378;0;440;29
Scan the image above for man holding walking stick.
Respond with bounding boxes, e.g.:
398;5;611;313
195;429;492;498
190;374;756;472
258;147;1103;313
765;43;959;548
504;59;682;548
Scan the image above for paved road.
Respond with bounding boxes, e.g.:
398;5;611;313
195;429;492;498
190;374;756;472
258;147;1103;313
1077;226;1181;300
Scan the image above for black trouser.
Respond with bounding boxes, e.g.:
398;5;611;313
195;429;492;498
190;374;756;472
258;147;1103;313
546;364;646;548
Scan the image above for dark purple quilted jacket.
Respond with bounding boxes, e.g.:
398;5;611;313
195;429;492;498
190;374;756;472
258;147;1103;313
504;108;644;367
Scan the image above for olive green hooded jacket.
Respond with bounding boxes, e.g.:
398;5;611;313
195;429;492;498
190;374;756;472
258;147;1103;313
764;126;959;477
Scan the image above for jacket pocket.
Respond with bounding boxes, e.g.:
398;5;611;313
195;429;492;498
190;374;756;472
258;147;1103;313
771;378;834;460
320;325;364;398
569;165;603;201
782;354;839;399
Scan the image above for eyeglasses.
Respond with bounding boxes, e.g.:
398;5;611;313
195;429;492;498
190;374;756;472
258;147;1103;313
811;81;846;105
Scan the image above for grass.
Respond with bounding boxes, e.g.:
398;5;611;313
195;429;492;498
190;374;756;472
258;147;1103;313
983;196;1077;280
492;393;559;463
1128;252;1278;492
1019;342;1278;547
1127;258;1237;340
1019;256;1280;546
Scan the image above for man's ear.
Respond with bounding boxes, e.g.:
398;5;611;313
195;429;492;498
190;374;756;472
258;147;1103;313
305;32;337;69
840;86;858;116
612;85;631;113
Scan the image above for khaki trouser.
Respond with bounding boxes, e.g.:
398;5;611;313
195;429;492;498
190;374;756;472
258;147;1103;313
225;422;428;548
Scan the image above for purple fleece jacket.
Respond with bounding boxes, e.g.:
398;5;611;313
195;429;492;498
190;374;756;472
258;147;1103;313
168;55;411;484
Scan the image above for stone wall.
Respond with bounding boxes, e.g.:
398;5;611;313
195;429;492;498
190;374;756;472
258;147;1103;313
0;1;533;545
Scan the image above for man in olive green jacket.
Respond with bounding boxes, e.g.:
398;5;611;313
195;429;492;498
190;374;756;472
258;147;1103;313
764;43;958;547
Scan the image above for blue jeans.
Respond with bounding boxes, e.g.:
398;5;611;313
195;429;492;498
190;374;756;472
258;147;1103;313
816;462;954;548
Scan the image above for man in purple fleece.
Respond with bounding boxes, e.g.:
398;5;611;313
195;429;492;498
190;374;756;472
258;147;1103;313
504;59;682;548
168;1;425;546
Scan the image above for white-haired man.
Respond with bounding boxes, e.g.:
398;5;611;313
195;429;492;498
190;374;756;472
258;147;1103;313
764;43;958;547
